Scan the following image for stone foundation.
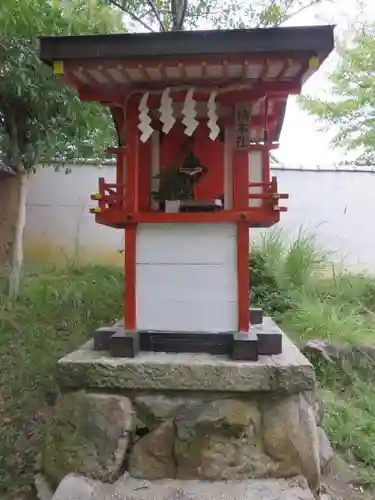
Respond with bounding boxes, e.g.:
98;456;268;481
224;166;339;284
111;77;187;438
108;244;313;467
51;474;317;500
42;329;332;496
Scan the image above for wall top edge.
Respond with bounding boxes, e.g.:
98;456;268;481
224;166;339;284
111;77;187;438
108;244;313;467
40;160;375;175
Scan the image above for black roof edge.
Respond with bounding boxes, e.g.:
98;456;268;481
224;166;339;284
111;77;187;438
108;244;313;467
39;24;335;63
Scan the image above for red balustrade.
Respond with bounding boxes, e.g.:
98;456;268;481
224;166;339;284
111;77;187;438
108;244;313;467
90;177;125;213
89;176;288;228
248;176;288;212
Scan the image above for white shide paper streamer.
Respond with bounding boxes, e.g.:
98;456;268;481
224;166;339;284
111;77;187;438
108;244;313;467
138;92;153;143
207;91;220;141
159;87;176;134
182;88;199;137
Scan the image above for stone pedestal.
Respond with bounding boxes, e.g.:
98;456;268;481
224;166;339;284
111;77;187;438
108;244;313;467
93;314;281;361
42;326;329;496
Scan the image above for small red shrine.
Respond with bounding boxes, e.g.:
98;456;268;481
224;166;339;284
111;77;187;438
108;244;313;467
39;25;334;360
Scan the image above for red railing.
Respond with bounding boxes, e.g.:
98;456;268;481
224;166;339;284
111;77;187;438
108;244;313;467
89;177;125;214
248;176;288;212
89;176;288;226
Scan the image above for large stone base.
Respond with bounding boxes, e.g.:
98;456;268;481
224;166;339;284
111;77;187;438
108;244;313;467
42;329;332;497
52;474;316;500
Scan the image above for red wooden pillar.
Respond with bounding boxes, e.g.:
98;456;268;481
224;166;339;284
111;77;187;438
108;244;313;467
233;149;250;332
116;149;126;209
124;100;139;330
138;141;152;211
262;148;270;184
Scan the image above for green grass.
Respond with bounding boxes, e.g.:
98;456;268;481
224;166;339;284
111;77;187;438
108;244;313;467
251;228;375;487
0;264;124;496
1;230;375;496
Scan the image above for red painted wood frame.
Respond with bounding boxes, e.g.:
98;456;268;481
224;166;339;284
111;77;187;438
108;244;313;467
262;148;271;184
65;53;316;72
105;146;127;208
94;210;281;226
78;84;298;109
64;52;316;103
233;149;250;332
124;102;139;330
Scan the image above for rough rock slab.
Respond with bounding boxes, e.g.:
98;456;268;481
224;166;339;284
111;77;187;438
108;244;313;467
43;393;134;485
57;320;314;393
52;474;315;500
52;474;96;500
262;393;320;493
173;398;275;480
129;421;177;479
318;427;334;472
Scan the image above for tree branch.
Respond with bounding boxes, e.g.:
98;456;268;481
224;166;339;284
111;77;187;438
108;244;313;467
178;0;188;29
145;0;165;31
106;0;156;32
278;0;325;26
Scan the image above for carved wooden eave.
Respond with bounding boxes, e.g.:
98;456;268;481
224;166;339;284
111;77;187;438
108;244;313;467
39;25;335;145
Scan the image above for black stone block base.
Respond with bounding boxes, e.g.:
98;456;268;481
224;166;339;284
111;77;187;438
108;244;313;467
250;308;263;325
94;326;120;351
140;330;233;355
109;330;140;358
257;330;282;355
232;331;258;361
92;315;282;361
253;319;283;356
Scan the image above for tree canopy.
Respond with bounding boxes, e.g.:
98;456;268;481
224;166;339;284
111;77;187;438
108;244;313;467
0;0;336;174
299;24;375;165
106;0;331;32
0;0;124;174
0;0;125;296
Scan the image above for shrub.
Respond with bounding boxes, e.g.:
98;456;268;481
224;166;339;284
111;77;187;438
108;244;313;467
250;248;294;316
249;228;327;316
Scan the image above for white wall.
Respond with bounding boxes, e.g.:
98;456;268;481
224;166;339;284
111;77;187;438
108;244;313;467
24;165;375;271
264;169;375;271
24;165;124;264
136;223;238;331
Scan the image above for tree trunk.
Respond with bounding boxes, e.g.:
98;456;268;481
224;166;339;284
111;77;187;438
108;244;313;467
171;0;187;30
8;171;27;299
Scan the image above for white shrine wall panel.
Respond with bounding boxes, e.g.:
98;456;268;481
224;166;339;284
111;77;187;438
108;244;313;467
249;150;263;208
136;223;238;332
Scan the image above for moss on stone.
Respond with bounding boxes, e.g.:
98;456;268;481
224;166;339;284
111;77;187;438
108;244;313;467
42;392;133;486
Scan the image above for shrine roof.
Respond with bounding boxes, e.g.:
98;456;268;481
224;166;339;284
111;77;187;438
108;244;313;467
39;25;334;63
38;25;334;145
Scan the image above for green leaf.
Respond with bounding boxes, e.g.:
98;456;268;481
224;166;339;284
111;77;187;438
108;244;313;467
106;0;332;32
0;0;125;173
299;24;375;165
